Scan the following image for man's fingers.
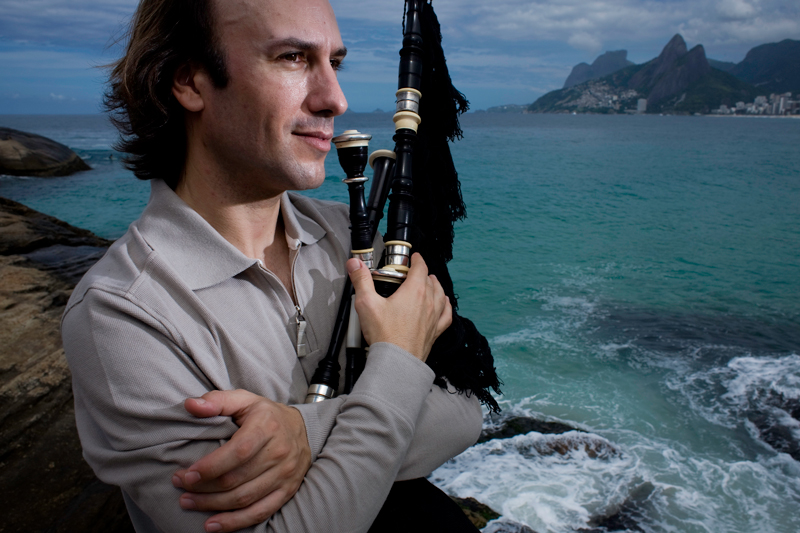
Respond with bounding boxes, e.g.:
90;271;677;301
184;396;223;418
437;300;453;336
198;488;289;532
405;253;429;283
178;390;284;490
184;389;262;420
177;418;276;490
179;469;286;513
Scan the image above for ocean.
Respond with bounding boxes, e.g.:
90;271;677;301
2;112;799;532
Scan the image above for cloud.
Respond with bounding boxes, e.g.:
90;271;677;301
335;0;799;56
568;32;604;52
716;0;758;20
1;0;798;112
0;0;135;48
50;93;65;100
0;46;97;70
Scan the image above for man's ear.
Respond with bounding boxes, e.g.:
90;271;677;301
172;63;206;113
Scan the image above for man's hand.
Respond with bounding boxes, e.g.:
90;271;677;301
172;390;311;533
347;253;452;362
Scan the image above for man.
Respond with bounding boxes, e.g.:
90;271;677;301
62;0;483;532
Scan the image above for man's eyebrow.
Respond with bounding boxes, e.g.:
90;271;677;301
267;38;347;58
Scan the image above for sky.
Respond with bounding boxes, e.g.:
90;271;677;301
0;0;798;114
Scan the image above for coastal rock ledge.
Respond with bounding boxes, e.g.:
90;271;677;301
0;197;128;533
0;127;91;178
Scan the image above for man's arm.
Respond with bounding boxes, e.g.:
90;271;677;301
63;255;451;533
172;258;481;530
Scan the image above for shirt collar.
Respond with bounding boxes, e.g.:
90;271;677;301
280;190;327;250
136;180;327;290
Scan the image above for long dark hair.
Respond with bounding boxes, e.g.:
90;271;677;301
104;0;228;188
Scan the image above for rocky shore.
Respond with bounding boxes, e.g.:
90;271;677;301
0;197;133;533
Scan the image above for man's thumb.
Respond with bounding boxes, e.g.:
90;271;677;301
347;258;374;293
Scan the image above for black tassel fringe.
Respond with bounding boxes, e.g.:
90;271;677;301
412;1;502;412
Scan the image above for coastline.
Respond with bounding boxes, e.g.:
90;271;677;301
704;113;800;119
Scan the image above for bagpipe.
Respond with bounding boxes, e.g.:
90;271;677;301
305;0;501;411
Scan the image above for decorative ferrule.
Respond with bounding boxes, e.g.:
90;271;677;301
369;149;396;169
383;241;412;270
393;110;421;133
332;129;373;183
332;130;372;150
305;383;336;403
396;88;422;114
372;268;407;285
352;249;375;270
372;240;412;285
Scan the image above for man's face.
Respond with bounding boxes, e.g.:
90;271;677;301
198;0;348;197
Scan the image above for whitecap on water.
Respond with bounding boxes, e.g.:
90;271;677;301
433;399;800;532
431;429;638;532
670;354;800;459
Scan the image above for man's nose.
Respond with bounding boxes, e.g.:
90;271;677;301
307;62;348;117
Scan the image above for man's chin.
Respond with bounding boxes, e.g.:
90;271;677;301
288;171;327;192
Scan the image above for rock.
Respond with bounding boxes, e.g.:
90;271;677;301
479;414;583;443
578;482;653;533
504;432;622;461
0;197;131;533
450;496;501;529
482;518;539;533
0;127;91;178
749;392;800;461
0;197;107;253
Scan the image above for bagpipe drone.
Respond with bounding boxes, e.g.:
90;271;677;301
305;0;501;411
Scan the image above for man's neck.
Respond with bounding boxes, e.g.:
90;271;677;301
176;171;283;262
176;170;297;302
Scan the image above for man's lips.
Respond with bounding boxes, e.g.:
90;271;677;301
294;131;333;152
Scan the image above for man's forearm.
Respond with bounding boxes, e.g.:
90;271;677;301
266;343;435;532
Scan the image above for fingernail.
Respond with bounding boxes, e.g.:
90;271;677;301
180;496;197;510
346;258;360;274
206;522;222;532
193;398;206;405
185;471;201;484
172;475;183;488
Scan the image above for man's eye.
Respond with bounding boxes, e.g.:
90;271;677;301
282;52;302;63
331;59;344;72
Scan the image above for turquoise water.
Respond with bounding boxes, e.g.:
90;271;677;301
2;113;799;532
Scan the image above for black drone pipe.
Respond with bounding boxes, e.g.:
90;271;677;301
306;0;502;410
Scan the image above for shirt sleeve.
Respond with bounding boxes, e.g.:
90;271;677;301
293;362;483;475
63;288;436;533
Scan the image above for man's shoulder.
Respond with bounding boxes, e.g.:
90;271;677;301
65;223;154;313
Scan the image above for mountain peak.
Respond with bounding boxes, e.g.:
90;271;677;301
633;39;710;107
654;34;689;71
663;34;688;56
564;50;635;88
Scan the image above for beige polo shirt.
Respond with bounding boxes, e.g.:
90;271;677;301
62;179;482;533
